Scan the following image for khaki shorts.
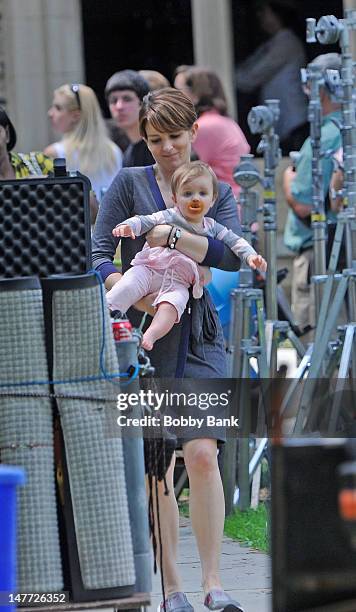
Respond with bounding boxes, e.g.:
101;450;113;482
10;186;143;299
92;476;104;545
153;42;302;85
291;248;315;332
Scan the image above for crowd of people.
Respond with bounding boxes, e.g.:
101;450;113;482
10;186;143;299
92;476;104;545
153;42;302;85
1;10;347;607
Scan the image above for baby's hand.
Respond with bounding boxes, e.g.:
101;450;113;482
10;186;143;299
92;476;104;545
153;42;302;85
247;254;267;272
112;224;135;239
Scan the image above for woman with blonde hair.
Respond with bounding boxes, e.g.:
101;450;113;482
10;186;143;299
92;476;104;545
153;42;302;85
45;84;122;207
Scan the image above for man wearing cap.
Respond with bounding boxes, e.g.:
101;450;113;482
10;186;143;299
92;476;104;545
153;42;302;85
105;69;154;167
283;53;342;336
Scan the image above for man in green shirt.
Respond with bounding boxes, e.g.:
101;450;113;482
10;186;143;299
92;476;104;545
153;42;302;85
283;53;342;334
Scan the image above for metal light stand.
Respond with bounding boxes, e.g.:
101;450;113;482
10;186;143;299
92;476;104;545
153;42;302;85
303;63;328;317
281;64;330;422
248;101;305;377
228;154;268;380
293;11;356;434
224;154;269;513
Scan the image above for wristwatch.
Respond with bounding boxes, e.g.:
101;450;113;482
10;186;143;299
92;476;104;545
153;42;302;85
168;227;182;249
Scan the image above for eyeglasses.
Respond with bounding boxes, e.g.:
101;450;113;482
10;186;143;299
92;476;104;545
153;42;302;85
70;84;81;109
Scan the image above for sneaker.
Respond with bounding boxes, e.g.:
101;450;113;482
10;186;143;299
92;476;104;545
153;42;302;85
157;592;194;612
204;589;245;612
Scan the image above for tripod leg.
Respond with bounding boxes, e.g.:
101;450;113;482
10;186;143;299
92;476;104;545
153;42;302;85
349;277;356;379
280;346;313;420
228;290;244;378
309;274;349;378
294;275;349;433
237;346;252;511
328;324;356;433
255;353;267;437
256;292;269;376
222;438;238;517
254;292;270;436
313;220;345;348
286;328;306;358
265;320;280;376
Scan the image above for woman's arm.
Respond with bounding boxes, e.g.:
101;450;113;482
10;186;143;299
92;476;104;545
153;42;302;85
43;143;57;158
92;169;134;289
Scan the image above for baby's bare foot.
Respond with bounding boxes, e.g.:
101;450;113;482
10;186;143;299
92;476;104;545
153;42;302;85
141;333;154;351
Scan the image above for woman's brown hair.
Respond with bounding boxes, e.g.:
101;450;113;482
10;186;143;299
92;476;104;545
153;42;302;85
139;88;197;139
185;67;228;116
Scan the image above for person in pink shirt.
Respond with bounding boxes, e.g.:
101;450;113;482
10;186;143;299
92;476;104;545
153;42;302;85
176;67;250;197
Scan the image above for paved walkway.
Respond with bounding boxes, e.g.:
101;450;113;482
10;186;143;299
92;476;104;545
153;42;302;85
149;517;271;612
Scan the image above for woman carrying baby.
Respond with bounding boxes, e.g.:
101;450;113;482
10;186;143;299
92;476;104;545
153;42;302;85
92;88;246;612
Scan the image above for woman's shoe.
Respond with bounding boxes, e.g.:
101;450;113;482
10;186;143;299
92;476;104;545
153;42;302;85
204;589;245;612
157;592;194;612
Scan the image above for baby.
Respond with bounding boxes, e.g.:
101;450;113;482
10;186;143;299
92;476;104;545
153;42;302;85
106;161;267;350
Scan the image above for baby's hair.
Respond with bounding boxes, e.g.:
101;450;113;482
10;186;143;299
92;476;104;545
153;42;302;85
171;161;219;200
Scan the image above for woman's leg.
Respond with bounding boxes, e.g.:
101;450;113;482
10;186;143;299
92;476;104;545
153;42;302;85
142;302;178;350
183;438;225;593
148;453;183;596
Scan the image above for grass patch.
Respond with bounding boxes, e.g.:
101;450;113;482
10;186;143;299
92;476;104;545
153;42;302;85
178;488;190;518
224;503;269;552
178;499;269;553
178;501;190;518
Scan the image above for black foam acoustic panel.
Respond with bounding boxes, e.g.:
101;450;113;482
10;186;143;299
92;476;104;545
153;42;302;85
0;174;92;278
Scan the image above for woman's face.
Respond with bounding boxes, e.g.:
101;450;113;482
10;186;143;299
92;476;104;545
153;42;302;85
144;123;197;174
48;92;79;134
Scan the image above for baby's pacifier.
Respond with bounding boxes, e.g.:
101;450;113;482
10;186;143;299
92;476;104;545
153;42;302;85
188;199;204;214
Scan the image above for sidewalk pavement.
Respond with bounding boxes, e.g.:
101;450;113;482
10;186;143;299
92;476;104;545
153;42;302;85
149;517;272;612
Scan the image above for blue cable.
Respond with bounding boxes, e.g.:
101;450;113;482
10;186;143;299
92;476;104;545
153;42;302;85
0;270;140;389
95;269;140;387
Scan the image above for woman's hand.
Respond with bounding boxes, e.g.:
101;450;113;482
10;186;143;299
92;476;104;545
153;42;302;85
145;224;171;247
133;294;156;317
146;224;209;263
112;224;135;239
